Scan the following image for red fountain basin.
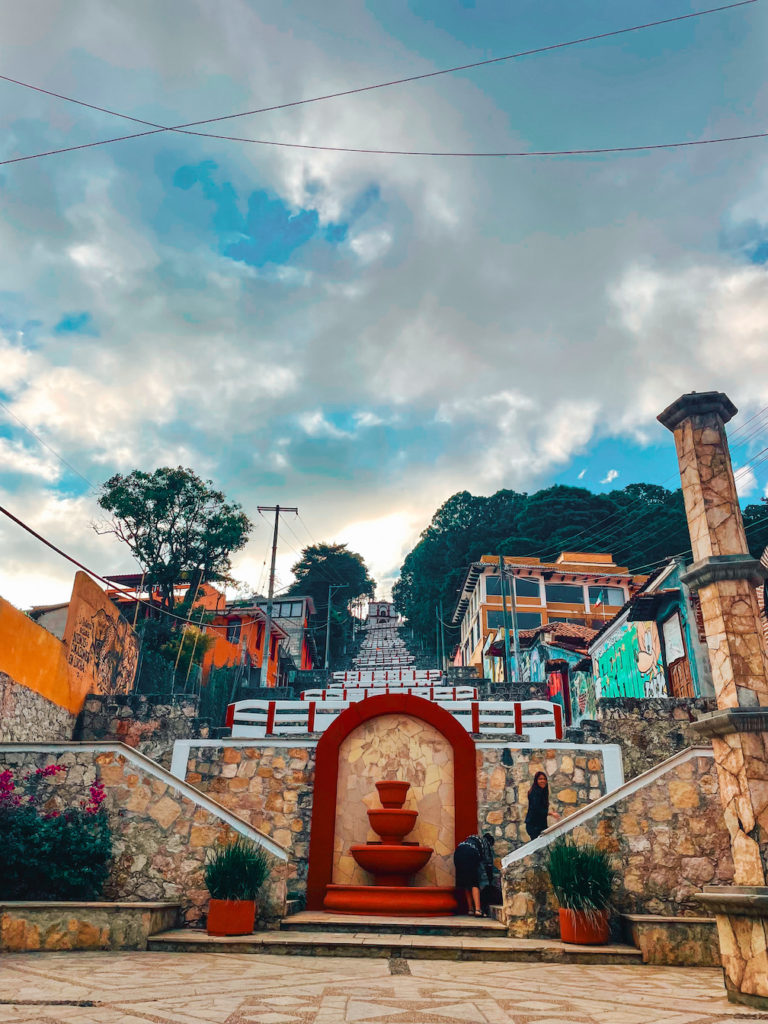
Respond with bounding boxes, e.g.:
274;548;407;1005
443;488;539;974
375;780;410;808
351;843;432;886
324;884;458;916
367;808;417;843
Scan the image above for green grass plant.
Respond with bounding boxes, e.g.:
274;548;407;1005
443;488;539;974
204;836;269;901
545;836;616;920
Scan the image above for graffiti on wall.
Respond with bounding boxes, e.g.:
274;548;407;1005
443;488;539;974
64;572;139;697
570;670;597;723
593;621;667;699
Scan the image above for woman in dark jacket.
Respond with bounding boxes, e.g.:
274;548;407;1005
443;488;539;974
524;771;559;840
453;833;495;916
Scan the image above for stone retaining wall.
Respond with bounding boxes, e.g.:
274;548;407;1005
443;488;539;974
0;673;75;742
0;901;179;952
0;745;288;928
477;746;607;864
75;694;210;768
501;748;733;938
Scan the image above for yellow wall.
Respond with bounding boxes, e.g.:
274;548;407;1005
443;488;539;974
0;595;76;712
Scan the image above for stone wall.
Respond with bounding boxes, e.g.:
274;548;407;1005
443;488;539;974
501;749;733;938
0;745;288;928
477;746;606;865
76;694;209;768
183;743;315;897
579;697;717;779
0;673;75;742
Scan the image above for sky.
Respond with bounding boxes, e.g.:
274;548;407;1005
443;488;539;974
2;0;768;608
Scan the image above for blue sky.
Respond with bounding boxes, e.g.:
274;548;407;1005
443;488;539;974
1;0;768;606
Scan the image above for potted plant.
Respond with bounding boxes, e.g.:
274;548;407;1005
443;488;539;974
545;837;616;945
204;836;269;936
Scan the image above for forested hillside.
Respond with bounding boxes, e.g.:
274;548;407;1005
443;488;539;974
392;484;768;654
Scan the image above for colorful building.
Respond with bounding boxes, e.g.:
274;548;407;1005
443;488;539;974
253;595;317;672
588;558;714;701
202;603;289;688
453;552;645;671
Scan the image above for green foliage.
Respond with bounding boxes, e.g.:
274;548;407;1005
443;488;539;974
0;767;112;901
200;666;239;727
204;837;270;901
287;542;375;666
545;837;617;916
393;483;768;653
133;617;214;694
96;466;252;612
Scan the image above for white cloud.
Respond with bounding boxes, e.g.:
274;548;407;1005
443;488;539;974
0;439;60;482
601;469;619;485
735;464;758;498
577;469;587;480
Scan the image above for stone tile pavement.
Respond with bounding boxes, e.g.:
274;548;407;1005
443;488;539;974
1;952;766;1024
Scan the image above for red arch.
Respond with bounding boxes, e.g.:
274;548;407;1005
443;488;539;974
305;693;478;910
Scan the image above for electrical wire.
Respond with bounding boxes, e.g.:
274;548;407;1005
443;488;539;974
0;1;758;167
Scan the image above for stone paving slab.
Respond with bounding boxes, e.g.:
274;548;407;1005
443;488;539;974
1;951;765;1023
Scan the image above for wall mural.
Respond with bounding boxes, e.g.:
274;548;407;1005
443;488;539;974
63;572;139;697
593;621;667;699
569;669;597;723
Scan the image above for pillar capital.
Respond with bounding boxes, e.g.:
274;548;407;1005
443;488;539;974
680;554;768;592
658;391;738;432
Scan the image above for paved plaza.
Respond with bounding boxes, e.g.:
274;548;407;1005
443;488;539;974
1;952;765;1024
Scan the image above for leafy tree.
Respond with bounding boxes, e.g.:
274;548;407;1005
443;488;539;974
287;543;375;666
96;466;252;613
393;481;768;655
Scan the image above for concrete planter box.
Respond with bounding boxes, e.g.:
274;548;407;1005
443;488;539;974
0;901;180;952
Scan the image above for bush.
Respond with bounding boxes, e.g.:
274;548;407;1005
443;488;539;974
0;765;112;901
204;836;269;901
545;836;616;918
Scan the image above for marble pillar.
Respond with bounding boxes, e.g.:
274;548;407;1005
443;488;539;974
659;391;768;1009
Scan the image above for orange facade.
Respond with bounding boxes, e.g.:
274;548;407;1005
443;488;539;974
202;609;287;687
454;551;647;669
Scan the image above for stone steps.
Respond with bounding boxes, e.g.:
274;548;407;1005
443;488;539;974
280;911;507;938
148;927;642;962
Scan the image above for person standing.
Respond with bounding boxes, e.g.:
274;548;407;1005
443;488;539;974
524;771;560;840
452;833;495;916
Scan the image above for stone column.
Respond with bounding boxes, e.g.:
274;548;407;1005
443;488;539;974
659;391;768;1009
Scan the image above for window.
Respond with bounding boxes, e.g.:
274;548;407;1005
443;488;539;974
517;612;542;629
588;586;625;606
545;584;585;605
485;575;502;596
487;610;505;629
514;577;540;599
548;616;586;626
290;601;303;618
662;613;686;663
226;619;242;643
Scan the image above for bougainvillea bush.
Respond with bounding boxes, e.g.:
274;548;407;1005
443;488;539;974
0;764;112;900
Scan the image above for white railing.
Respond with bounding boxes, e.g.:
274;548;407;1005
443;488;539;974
225;698;563;743
332;669;443;682
300;686;478;701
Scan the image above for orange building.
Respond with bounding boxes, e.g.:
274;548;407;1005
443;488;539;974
452;552;647;671
202;604;289;688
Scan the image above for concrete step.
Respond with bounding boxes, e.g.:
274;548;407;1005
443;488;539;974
147;928;643;963
280;911;507;938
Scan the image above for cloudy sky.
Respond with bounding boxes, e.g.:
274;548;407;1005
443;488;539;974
1;0;768;608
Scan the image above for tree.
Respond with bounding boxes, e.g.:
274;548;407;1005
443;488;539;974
287;543;375;666
96;466;252;613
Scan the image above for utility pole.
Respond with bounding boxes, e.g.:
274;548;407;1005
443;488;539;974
439;599;446;671
324;584;348;671
257;504;298;687
498;555;513;684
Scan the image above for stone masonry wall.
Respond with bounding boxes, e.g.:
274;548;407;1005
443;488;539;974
0;748;288;928
477;746;606;866
0;673;75;742
76;694;210;769
185;744;315;898
579;697;717;780
502;751;733;938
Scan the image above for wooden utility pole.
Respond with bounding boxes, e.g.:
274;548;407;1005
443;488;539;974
257;505;298;687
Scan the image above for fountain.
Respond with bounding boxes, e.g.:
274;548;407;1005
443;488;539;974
324;780;458;916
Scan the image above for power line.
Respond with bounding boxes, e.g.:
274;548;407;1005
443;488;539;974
0;1;757;167
0;397;96;491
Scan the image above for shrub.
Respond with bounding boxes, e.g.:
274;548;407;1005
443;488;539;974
204;836;269;901
0;765;112;901
545;836;616;919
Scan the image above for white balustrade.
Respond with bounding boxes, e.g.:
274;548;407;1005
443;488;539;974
300;686;478;701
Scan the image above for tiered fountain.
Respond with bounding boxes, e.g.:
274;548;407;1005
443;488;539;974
324;780;458;916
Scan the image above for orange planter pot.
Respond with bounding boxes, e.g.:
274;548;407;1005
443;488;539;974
207;899;256;936
558;908;610;945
